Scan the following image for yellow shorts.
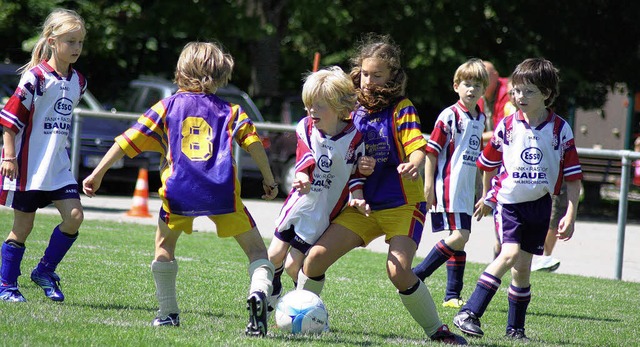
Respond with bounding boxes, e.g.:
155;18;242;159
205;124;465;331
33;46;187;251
333;202;426;246
160;199;256;237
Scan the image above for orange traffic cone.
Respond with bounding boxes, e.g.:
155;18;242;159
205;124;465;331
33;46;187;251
126;167;152;217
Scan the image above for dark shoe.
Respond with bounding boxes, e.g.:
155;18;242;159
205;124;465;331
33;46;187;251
430;324;468;345
30;268;64;301
152;313;180;327
245;291;267;337
506;328;530;341
453;310;484;337
0;282;26;302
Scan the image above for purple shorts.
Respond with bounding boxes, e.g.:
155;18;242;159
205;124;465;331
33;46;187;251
494;194;551;255
1;184;80;213
430;212;472;232
274;225;313;254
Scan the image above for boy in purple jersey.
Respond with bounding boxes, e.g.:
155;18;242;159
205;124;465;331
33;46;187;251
82;42;278;336
267;66;371;309
0;9;86;303
413;58;489;309
296;33;467;345
453;58;582;341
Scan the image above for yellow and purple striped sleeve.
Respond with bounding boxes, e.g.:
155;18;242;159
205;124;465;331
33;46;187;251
395;99;427;157
116;100;168;158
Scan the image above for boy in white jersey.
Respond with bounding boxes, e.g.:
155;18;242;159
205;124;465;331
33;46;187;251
268;66;371;308
83;41;278;336
0;9;86;303
454;58;582;341
413;58;488;309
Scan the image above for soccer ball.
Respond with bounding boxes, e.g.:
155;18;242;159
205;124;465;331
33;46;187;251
274;289;329;334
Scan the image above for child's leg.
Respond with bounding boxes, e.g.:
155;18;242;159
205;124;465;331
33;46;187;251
284;247;305;284
2;210;36;285
152;222;182;320
36;199;82;273
507;250;533;331
443;229;469;302
413;239;454;280
267;237;289;299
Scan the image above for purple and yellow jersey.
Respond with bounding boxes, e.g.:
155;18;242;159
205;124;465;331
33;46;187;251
351;98;427;210
115;92;261;216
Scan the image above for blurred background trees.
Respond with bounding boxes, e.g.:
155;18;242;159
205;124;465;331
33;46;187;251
1;0;638;131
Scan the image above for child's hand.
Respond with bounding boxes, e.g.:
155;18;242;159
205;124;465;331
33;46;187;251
261;181;279;200
1;160;17;181
473;198;491;221
397;162;420;180
82;175;103;197
293;173;311;194
556;215;575;241
357;156;376;176
349;198;370;216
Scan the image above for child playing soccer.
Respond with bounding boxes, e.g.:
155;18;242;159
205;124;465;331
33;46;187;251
453;58;582;341
0;8;87;303
296;33;467;345
267;66;371;307
413;58;489;309
82;41;278;336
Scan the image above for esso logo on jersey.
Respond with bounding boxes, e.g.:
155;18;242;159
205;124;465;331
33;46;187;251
469;135;481;151
54;97;74;116
521;147;543;165
318;155;332;173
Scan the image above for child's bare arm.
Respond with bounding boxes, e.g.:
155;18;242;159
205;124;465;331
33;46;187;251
82;143;126;197
246;142;278;200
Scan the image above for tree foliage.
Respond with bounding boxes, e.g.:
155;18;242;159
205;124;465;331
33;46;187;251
1;0;638;129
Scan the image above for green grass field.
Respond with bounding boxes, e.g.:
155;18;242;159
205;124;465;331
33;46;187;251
0;211;638;346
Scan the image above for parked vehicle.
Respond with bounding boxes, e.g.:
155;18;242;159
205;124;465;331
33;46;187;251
0;63;143;193
115;76;298;194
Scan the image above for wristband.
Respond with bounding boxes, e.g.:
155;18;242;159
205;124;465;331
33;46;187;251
263;181;279;190
2;157;16;162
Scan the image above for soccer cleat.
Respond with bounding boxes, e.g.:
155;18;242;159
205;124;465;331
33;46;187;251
152;313;180;327
0;283;26;302
442;297;466;309
245;291;267;337
30;268;64;301
505;327;530;341
531;256;560;272
453;310;484;337
430;324;468;345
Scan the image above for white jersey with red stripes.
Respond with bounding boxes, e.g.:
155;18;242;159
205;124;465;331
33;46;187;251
477;110;582;207
275;116;365;245
426;101;485;214
0;61;86;191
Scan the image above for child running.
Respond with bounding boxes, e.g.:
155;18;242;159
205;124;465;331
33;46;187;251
413;58;489;309
82;41;278;336
268;66;371;308
0;8;87;303
453;58;582;341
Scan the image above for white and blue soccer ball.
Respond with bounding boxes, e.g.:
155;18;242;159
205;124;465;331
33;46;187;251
274;289;329;334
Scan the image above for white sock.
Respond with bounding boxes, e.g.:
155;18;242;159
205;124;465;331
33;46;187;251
151;260;179;317
399;281;442;337
296;269;324;296
248;258;275;296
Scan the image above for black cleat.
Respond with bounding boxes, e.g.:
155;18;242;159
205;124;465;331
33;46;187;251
245;291;267;337
506;328;530;341
453;310;484;337
152;313;180;327
430;324;468;345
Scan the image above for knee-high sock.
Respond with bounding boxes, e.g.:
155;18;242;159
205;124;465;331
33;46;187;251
399;280;443;337
445;251;466;300
271;263;284;296
507;285;531;330
152;260;179;317
413;240;455;281
1;241;25;284
248;258;274;296
461;272;501;318
37;225;77;273
296;269;324;296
